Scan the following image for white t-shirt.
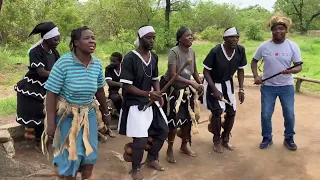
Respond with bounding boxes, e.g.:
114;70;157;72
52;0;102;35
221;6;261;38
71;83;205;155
253;39;302;86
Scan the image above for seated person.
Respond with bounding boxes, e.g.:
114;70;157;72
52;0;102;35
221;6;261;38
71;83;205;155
105;52;123;114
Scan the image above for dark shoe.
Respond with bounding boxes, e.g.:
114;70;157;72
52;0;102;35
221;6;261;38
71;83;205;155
131;169;144;180
259;137;273;149
284;137;297;151
222;142;235;151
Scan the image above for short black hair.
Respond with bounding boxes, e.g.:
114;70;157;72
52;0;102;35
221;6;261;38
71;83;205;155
111;52;122;62
69;26;91;52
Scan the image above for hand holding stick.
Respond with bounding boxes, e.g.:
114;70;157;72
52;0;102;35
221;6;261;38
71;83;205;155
221;97;233;106
262;62;303;82
142;58;193;111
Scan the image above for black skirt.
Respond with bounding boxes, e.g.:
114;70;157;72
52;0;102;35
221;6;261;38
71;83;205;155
14;77;46;127
160;76;194;130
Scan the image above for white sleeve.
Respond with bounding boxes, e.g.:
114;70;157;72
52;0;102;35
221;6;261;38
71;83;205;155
252;44;264;61
291;42;302;63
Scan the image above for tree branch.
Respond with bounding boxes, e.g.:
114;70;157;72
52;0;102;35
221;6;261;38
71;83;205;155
299;0;304;15
171;1;182;6
306;11;320;29
290;0;301;16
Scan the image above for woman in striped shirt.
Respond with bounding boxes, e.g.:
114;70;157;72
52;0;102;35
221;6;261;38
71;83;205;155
43;26;110;180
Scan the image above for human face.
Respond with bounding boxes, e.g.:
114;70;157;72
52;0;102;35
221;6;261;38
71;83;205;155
110;56;121;68
140;32;155;50
272;24;287;42
75;29;96;54
46;35;60;50
180;29;193;47
224;35;239;49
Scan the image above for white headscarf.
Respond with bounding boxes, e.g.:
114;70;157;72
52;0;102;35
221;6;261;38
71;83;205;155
28;27;60;53
134;26;155;46
223;27;239;37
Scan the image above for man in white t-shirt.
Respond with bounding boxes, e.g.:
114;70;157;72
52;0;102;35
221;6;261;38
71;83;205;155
251;16;302;151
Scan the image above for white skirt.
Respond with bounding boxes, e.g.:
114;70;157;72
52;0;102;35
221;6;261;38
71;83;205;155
203;79;236;112
118;101;167;138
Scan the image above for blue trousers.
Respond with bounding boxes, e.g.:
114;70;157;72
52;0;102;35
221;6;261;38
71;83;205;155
260;85;295;139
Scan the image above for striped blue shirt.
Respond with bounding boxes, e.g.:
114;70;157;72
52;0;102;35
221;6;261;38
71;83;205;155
44;52;106;105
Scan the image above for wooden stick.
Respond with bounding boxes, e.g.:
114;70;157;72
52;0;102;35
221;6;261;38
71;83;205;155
262;62;303;82
221;97;233;106
142;58;193;111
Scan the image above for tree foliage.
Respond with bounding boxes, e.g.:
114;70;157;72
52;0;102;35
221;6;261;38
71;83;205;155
274;0;320;34
0;0;318;49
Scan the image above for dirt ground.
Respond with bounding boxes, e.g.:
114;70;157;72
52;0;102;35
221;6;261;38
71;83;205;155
3;85;318;180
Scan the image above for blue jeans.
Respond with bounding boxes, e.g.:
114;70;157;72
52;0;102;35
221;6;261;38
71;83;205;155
260;85;295;139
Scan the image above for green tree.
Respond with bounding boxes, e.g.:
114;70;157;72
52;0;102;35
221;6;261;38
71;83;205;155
45;0;83;39
0;0;36;44
274;0;320;34
158;0;191;47
191;2;238;32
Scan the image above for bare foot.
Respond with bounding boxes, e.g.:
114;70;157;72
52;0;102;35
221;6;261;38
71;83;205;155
107;128;116;138
145;160;165;171
180;143;197;157
35;142;42;153
213;143;223;153
166;148;176;163
131;169;144;180
222;142;235;151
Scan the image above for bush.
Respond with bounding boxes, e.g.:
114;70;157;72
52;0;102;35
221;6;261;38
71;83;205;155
245;23;264;41
109;29;136;55
199;26;224;42
153;27;176;54
193;32;201;40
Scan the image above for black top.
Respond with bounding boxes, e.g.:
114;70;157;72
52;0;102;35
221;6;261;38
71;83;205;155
120;50;159;107
105;64;121;94
15;45;60;100
203;44;247;83
25;45;60;84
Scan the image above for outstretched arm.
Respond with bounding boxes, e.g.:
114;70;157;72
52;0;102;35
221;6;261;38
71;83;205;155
106;80;123;88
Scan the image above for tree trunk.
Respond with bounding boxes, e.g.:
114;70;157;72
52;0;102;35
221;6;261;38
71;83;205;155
300;27;308;35
0;0;3;13
165;0;171;47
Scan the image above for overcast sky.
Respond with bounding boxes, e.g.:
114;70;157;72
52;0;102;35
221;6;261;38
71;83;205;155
208;0;276;11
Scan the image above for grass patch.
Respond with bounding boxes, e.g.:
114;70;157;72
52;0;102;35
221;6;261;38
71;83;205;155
0;97;16;116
